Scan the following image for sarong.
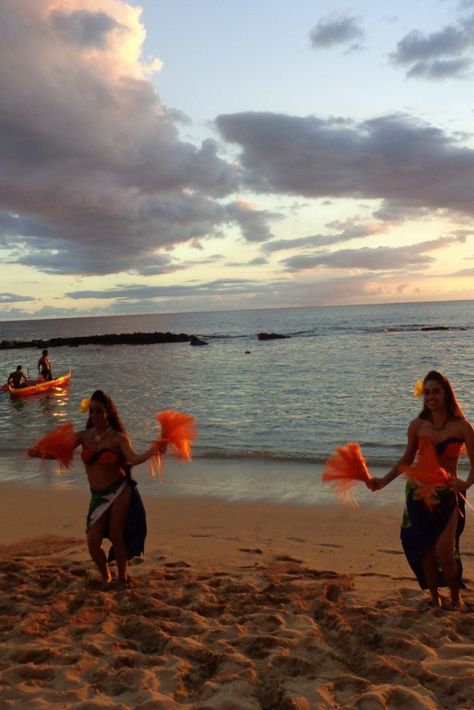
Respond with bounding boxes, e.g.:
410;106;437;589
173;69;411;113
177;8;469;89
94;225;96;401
86;473;147;562
400;481;465;589
87;479;126;530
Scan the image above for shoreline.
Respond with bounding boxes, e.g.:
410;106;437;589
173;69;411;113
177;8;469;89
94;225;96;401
1;479;474;707
0;452;402;507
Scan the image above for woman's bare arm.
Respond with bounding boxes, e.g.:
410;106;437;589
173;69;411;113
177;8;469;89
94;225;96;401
367;419;419;491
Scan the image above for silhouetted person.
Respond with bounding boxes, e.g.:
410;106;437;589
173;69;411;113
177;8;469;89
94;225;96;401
8;365;27;388
38;349;52;381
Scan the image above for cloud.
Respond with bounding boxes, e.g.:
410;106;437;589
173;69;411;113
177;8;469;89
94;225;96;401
406;57;471;79
0;0;261;277
282;236;466;272
49;8;124;49
0;292;35;303
264;221;387;253
65;277;276;301
309;14;364;51
225;201;274;243
215;111;474;217
391;15;474;79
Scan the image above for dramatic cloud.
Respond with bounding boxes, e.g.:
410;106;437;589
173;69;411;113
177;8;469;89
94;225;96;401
0;0;265;277
216;112;474;218
309;15;364;51
391;14;474;79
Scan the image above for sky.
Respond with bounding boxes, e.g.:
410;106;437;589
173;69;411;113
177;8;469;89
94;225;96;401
1;0;474;321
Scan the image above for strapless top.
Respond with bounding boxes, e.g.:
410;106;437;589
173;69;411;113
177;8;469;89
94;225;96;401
420;436;463;457
81;447;119;465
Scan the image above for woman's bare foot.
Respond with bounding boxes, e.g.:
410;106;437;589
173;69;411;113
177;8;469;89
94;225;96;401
428;593;443;609
446;597;467;612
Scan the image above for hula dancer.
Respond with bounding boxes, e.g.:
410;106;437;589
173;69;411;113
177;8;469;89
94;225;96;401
29;389;166;587
368;371;474;610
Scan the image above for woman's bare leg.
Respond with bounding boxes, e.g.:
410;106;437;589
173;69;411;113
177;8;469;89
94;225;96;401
436;505;460;607
87;514;112;583
108;486;132;583
421;548;442;607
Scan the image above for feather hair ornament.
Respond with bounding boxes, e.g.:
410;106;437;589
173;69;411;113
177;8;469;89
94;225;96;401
150;410;197;479
28;422;76;473
322;442;372;506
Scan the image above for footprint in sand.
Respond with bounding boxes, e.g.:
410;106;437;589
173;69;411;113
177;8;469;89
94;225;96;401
274;555;303;563
239;548;263;554
319;543;343;548
164;561;191;568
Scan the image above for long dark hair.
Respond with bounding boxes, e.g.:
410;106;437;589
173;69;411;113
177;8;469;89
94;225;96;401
86;390;127;433
418;370;465;421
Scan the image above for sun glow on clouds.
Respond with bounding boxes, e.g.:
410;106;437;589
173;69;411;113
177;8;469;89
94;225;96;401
48;0;160;79
1;0;474;319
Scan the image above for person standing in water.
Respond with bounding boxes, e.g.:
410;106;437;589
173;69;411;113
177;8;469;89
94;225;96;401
37;349;52;380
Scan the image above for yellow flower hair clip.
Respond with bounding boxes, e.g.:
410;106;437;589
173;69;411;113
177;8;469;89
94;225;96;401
413;379;424;398
79;397;91;413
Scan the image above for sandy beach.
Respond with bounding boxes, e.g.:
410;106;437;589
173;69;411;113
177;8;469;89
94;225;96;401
1;481;474;709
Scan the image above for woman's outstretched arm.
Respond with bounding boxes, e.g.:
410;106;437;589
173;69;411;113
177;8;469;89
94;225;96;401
367;419;419;491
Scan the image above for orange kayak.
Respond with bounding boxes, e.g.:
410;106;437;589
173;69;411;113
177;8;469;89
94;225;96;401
8;370;72;398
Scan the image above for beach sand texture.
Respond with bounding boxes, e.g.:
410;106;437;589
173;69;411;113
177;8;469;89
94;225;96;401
0;485;474;709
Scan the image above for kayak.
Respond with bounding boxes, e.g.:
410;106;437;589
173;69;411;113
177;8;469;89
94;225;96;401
8;370;72;398
1;378;39;393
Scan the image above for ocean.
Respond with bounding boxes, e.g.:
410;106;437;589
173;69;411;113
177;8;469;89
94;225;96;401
1;300;473;505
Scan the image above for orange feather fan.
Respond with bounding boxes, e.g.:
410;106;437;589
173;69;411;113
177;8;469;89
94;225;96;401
150;410;197;479
322;442;372;506
400;438;451;510
28;422;76;472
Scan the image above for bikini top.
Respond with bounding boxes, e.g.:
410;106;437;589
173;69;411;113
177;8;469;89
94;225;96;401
420;436;464;458
81;447;120;465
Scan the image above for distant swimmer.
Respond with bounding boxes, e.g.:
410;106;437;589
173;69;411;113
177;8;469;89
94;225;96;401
38;349;52;381
7;365;27;388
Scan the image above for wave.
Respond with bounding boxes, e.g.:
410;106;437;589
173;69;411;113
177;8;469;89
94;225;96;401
201;324;471;340
192;447;394;468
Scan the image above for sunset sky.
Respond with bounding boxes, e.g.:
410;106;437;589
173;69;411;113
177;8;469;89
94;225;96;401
1;0;474;320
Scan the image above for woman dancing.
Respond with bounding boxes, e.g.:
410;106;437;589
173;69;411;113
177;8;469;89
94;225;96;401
30;389;166;586
368;371;474;609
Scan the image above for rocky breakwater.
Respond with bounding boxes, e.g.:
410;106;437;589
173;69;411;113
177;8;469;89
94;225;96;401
257;332;290;340
0;332;194;350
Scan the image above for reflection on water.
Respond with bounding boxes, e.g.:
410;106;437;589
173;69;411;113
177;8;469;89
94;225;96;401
0;302;474;506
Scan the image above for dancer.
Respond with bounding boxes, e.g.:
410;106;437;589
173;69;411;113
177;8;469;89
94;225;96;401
368;371;474;609
30;389;166;586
